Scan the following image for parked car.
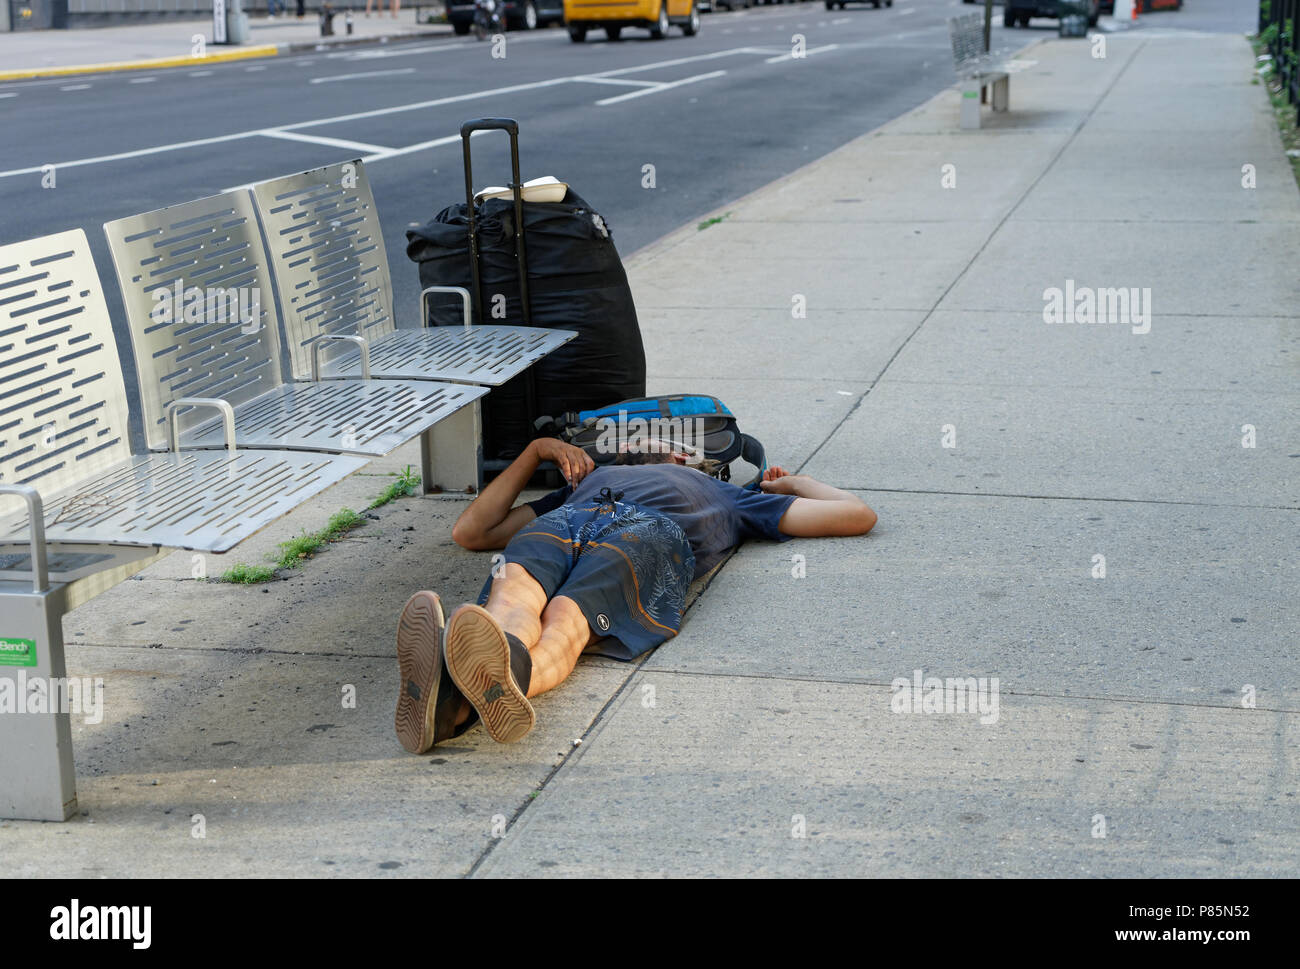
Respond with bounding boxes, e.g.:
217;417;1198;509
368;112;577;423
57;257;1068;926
448;0;564;34
564;0;701;41
1002;0;1099;27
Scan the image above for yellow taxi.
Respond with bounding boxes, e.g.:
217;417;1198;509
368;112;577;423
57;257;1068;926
564;0;701;41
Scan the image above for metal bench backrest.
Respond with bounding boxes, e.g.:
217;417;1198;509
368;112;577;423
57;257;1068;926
0;229;133;494
251;160;396;382
104;191;282;452
949;13;989;76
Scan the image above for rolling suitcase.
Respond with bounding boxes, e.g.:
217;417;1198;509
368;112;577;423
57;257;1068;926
407;118;646;472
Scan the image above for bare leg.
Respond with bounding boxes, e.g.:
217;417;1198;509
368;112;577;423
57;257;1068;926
528;596;597;698
482;562;546;649
479;562;595;697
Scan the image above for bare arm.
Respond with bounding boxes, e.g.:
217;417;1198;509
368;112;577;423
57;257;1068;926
451;438;595;551
759;467;877;537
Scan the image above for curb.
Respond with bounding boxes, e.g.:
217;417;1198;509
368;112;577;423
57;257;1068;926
0;27;451;82
279;27;453;54
0;44;280;81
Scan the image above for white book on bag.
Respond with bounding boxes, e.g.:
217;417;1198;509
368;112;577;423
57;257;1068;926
474;176;569;204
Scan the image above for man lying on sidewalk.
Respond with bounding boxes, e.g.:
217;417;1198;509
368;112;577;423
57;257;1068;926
393;436;877;753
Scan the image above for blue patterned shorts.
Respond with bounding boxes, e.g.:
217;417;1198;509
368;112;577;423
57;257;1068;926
477;497;695;661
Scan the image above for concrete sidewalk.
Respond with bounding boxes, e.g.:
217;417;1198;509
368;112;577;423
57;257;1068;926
0;13;450;79
3;30;1297;877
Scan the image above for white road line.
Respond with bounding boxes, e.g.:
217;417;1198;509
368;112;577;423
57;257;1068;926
128;76;157;84
832;16;851;24
279;76;573;131
259;130;394;152
245;65;267;71
0;130;256;177
310;67;416;84
0;46;780;179
595;70;727;106
361;131;465;163
895;7;917;14
585;46;757;79
60;84;92;91
339;41;464;59
572;76;660;88
0;93;16;99
765;43;839;64
189;70;213;77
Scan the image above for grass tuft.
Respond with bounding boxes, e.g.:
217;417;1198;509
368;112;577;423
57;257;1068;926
368;465;422;509
220;563;277;585
217;507;366;583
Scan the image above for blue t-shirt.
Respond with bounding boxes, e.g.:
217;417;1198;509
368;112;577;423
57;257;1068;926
526;464;796;580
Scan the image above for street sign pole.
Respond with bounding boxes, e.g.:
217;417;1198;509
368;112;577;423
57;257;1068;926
214;0;228;45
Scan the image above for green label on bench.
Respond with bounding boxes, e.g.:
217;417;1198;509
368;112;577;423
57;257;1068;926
963;91;979;99
0;638;37;667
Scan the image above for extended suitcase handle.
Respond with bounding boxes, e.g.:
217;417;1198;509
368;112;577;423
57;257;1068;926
459;117;531;329
460;118;519;137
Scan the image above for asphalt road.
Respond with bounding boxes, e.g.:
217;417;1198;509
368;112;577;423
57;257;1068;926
0;0;1252;429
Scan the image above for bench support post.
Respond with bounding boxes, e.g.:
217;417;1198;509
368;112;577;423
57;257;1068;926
421;399;483;495
960;78;983;129
0;582;78;821
991;74;1010;113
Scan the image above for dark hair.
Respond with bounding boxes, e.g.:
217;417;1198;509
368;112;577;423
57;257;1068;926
614;450;676;466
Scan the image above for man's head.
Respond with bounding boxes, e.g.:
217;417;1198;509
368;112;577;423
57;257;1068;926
613;437;718;474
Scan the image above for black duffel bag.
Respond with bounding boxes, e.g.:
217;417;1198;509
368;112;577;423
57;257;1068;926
405;188;646;462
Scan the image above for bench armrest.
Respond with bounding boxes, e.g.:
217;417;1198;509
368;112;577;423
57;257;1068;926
166;398;237;454
309;334;371;381
0;484;47;593
421;285;473;332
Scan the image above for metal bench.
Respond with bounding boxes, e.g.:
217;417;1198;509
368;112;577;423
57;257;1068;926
0;229;368;821
247;159;577;487
949;12;1010;129
103;190;490;494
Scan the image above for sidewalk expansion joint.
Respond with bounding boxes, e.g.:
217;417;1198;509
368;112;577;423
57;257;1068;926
463;550;740;876
836;487;1300;512
638;667;1300;716
464;649;661;878
64;641;397;661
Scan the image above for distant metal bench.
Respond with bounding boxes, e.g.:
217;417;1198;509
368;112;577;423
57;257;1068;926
0;229;367;821
949;12;1010;129
247;159;576;481
103;190;489;494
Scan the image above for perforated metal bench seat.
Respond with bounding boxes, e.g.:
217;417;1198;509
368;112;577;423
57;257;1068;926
104;192;488;492
160;375;484;456
0;449;364;555
0;229;367;822
313;324;571;386
249;161;575;388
